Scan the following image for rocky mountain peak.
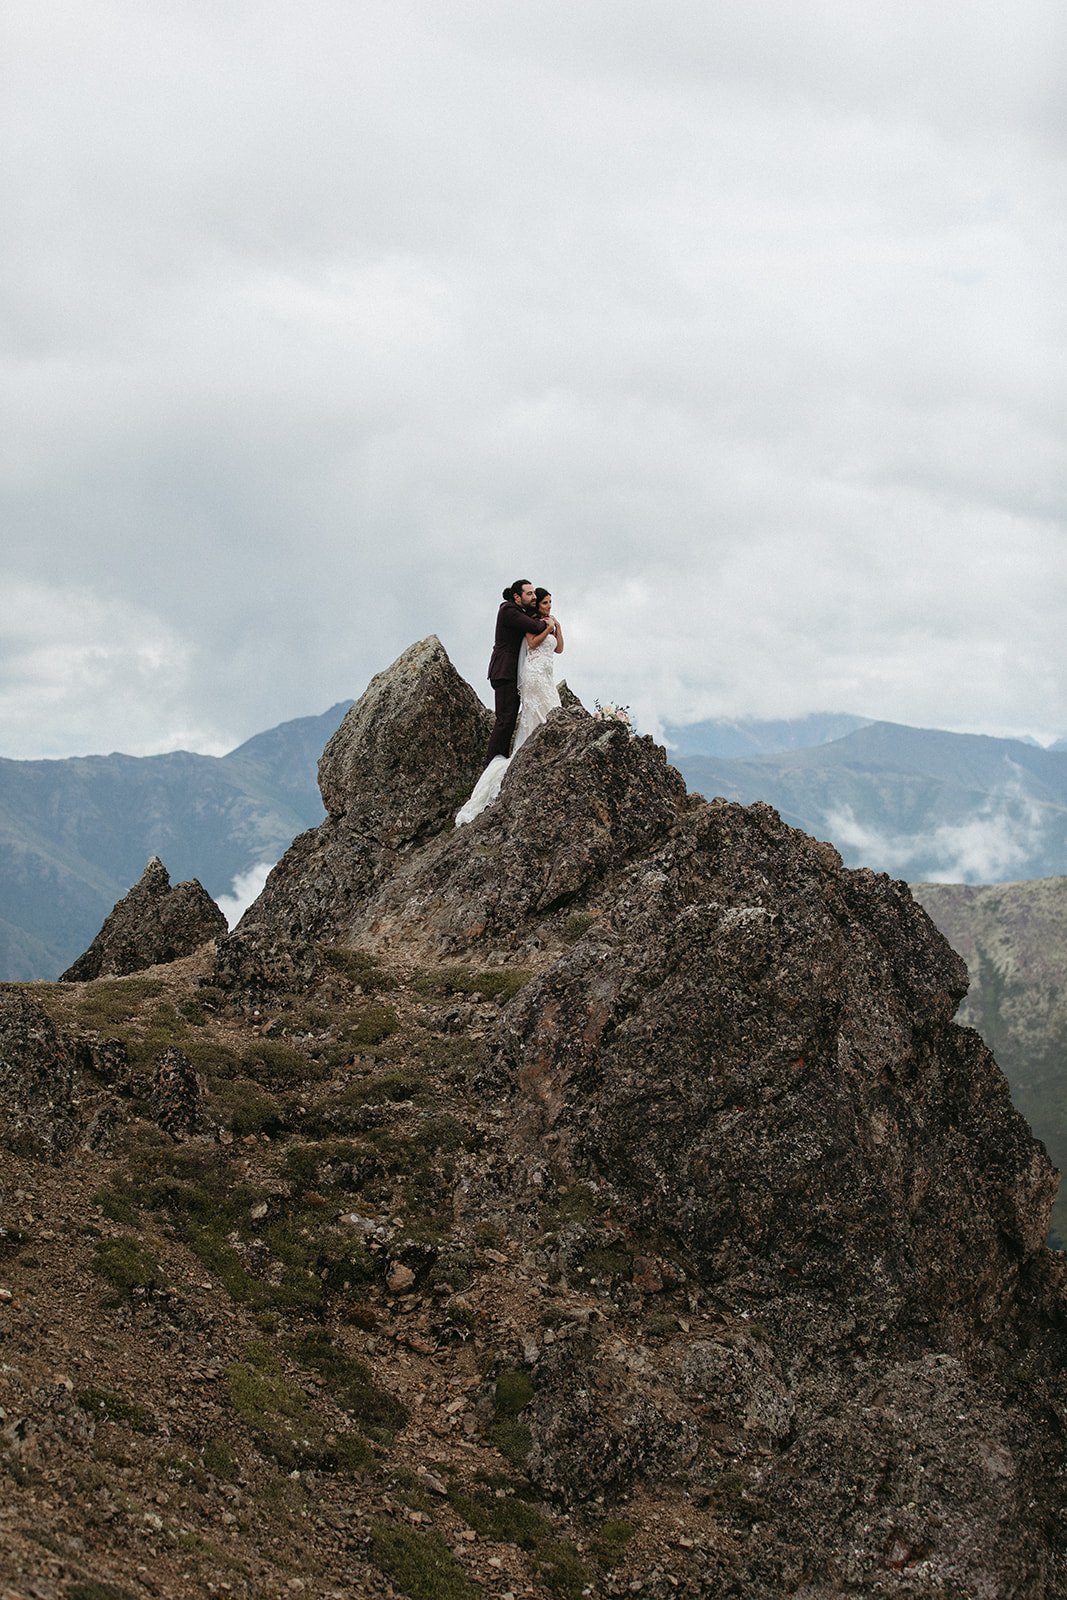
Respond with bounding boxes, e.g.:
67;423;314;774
317;634;490;840
2;639;1064;1598
60;856;226;981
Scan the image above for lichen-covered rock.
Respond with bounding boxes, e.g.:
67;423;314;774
355;710;690;957
214;637;491;989
318;634;491;836
147;1046;208;1138
0;992;82;1158
484;796;1065;1592
61;856;226;981
496;800;1053;1353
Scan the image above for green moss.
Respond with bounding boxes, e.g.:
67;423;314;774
487;1369;534;1466
413;1114;477;1155
387;1467;438;1512
279;1138;361;1190
287;1330;407;1438
577;1244;631;1283
65;976;164;1029
225;1342;327;1470
369;1521;480;1600
319;946;398;991
493;1370;534;1417
201;1437;241;1481
593;1517;634;1569
75;1387;153;1433
189;1226;324;1314
445;1485;587;1595
562;912;597;942
90;1236;166;1299
538;1540;591;1599
338;1068;429;1106
208;1076;284;1136
240;1039;325;1087
92;1187;139;1226
344;1004;400;1047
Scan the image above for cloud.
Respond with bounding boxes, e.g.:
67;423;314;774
2;1;1064;756
826;782;1049;883
215;861;275;931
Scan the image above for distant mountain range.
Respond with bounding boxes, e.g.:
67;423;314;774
0;703;351;980
4;703;1067;982
672;720;1067;885
914;877;1067;1246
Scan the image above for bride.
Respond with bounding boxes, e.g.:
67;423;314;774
456;588;565;826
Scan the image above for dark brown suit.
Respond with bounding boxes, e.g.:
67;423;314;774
486;601;545;763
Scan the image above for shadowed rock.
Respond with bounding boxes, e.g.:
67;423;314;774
318;635;492;836
61;856;226;981
482;797;1064;1590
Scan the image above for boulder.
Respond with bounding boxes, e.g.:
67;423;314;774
214;636;491;989
0;992;83;1158
61;857;226;981
318;635;492;837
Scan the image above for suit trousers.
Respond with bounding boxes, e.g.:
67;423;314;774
486;677;520;762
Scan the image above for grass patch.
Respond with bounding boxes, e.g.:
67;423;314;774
90;1236;166;1300
201;1437;241;1481
445;1484;590;1597
488;1369;534;1466
369;1521;479;1600
287;1330;407;1439
225;1340;328;1470
414;967;531;1002
240;1039;326;1088
319;947;398;992
64;976;164;1029
92;1187;139;1226
338;1068;429;1107
593;1517;634;1569
208;1076;284;1136
75;1387;153;1433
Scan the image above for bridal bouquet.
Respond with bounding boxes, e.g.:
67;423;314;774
593;700;633;732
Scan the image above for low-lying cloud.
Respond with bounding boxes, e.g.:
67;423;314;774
216;861;274;930
826;786;1049;884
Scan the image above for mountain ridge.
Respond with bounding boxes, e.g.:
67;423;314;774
2;637;1062;1597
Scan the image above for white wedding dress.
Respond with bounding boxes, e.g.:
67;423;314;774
455;637;562;826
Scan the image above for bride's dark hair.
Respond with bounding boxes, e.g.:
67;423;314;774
534;587;552;608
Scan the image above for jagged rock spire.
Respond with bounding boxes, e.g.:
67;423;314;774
61;856;226;981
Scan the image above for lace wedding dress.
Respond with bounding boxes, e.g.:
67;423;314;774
455;638;561;826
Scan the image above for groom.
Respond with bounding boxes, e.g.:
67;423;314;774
485;579;548;763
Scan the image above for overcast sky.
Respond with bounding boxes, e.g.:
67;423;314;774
3;0;1064;759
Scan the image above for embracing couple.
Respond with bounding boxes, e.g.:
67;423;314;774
455;579;565;827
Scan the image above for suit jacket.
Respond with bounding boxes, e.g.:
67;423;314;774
487;601;544;682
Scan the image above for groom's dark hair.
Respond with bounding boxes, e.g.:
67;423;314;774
504;579;531;601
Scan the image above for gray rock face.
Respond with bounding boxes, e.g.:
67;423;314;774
61;856;226;981
318;635;492;835
484;797;1065;1593
0;993;83;1158
356;709;690;958
214;636;492;988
